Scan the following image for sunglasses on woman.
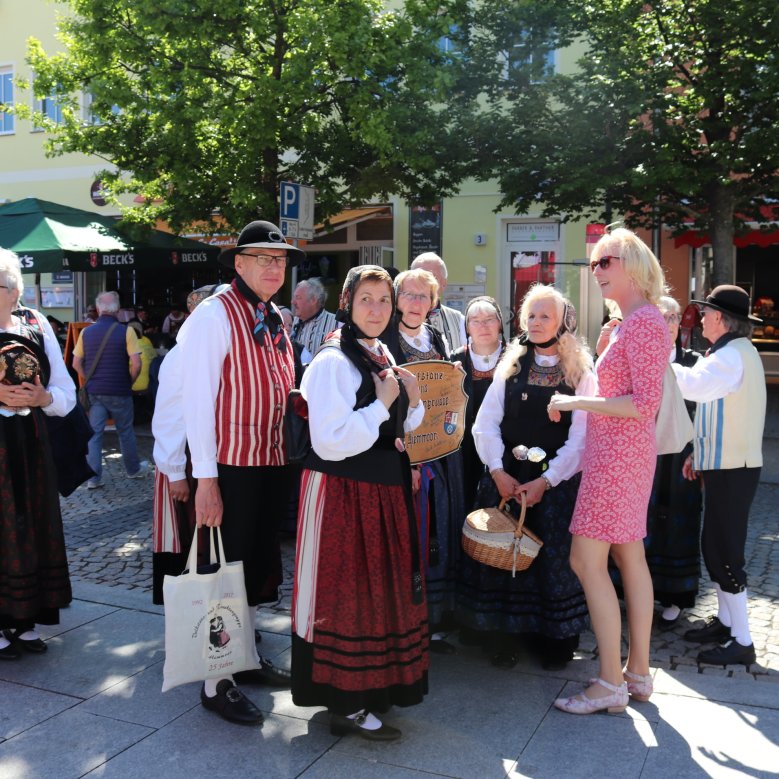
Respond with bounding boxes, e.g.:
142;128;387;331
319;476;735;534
589;255;621;272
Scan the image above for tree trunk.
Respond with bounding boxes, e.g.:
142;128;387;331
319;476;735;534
708;185;736;288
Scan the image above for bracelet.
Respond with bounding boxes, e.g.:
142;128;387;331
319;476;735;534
541;475;552;491
490;467;504;477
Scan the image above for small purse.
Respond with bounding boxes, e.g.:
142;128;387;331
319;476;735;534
655;362;694;455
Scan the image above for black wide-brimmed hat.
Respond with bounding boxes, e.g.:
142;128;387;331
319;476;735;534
0;332;51;387
218;220;306;268
691;285;762;324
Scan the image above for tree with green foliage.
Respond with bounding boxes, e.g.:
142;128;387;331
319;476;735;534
23;0;470;233
456;0;779;285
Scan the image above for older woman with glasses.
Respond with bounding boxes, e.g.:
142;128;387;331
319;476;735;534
383;268;465;653
449;296;507;511
459;285;595;669
548;228;670;714
0;249;76;659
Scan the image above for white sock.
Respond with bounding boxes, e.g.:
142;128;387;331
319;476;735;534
720;589;752;646
0;636;10;650
431;632;447;641
346;709;382;730
204;676;233;697
17;630;40;641
662;605;681;621
714;583;732;627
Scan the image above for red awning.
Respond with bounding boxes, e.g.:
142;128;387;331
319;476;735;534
674;228;779;249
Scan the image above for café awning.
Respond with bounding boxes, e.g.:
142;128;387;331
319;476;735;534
0;198;221;273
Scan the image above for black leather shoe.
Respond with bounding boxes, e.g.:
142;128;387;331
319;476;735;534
698;640;756;667
330;712;402;741
684;616;731;644
0;642;21;660
200;680;264;725
233;657;291;687
10;631;48;653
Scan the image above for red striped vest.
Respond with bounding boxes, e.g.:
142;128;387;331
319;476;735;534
215;288;294;466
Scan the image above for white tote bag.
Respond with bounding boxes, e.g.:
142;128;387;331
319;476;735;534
161;527;260;692
655;362;694;456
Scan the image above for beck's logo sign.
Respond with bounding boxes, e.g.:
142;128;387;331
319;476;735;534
181;252;208;263
90;252;98;268
172;251;180;265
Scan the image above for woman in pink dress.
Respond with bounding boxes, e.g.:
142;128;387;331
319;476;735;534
548;228;670;715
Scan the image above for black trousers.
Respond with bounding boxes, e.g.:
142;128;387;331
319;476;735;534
216;463;294;606
700;467;761;594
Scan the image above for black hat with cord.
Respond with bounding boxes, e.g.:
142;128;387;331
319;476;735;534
691;284;762;324
218;220;306;268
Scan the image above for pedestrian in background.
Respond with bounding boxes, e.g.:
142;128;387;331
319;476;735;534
72;291;150;489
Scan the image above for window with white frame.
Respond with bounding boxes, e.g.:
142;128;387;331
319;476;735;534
32;77;64;130
1;66;14;134
503;34;555;82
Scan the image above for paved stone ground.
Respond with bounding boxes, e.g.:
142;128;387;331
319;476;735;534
61;428;779;683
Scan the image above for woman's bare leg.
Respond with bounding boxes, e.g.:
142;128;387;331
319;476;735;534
569;535;623;696
611;540;653;676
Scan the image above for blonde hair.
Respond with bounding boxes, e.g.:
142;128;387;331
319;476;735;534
591;227;667;305
498;284;592;388
394;268;439;308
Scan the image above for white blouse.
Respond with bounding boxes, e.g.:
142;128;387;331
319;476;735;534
0;312;76;418
472;354;597;487
301;340;424;462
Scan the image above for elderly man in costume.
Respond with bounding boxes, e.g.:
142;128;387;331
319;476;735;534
673;285;766;667
410;252;466;352
177;221;303;724
291;277;337;360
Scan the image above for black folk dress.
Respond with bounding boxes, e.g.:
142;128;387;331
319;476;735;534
455;348;589;653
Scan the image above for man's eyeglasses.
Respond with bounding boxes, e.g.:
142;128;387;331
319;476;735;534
398;291;430;303
239;253;289;268
590;255;621;272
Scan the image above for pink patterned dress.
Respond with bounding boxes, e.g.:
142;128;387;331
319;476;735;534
570;304;670;543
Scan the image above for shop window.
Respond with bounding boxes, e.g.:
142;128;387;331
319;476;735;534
356;218;393;241
309;227;348;245
32;84;64;130
0;67;13;134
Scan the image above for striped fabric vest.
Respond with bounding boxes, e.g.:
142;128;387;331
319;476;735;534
693;338;766;471
215;288;295;467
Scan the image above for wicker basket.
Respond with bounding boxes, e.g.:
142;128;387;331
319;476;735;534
462;494;543;576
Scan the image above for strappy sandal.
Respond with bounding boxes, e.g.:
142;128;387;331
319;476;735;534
553;678;628;715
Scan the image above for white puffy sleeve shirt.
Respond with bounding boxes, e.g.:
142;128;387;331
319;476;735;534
672;345;743;403
151;345;186;482
301;343;424;461
177;297;232;479
36;313;76;417
472;364;597;487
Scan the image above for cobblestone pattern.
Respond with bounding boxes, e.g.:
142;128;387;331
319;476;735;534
60;431;779;681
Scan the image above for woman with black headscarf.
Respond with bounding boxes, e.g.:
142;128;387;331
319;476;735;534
291;265;428;742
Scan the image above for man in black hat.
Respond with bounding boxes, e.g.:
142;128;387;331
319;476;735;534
176;220;304;725
671;285;766;668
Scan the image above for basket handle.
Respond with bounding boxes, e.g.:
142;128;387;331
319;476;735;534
497;493;528;539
